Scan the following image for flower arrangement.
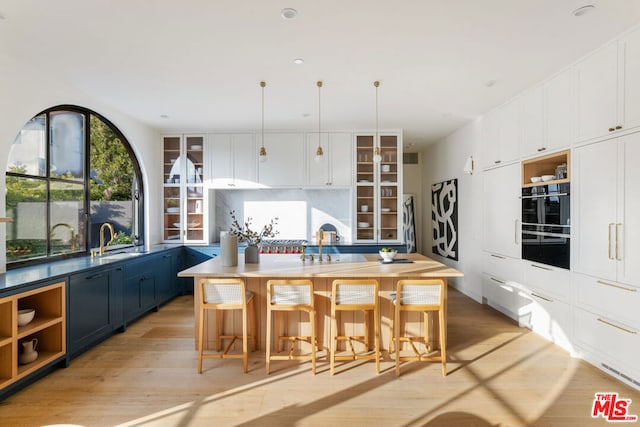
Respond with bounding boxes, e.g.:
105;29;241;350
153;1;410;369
229;210;279;246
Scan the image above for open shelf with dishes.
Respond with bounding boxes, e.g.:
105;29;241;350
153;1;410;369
0;282;66;392
522;150;570;187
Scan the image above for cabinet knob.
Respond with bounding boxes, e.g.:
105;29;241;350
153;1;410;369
615;125;622;130
608;127;615;132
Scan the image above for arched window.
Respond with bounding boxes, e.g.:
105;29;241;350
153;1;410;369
5;105;144;267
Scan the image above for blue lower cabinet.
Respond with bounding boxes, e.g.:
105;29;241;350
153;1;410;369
123;258;157;325
68;266;123;359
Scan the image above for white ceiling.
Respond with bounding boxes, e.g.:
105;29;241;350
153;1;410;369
2;0;640;150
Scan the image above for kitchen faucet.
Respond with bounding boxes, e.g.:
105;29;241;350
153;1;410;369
317;228;324;261
98;222;115;256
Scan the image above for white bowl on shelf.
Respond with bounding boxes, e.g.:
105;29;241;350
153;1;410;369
541;175;555;182
166;207;180;213
190;145;202;150
379;250;397;263
530;176;542;183
18;308;35;326
358;222;370;228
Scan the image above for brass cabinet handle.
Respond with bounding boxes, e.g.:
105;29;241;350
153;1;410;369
608;223;614;260
490;277;505;284
531;292;553;303
597;318;638;335
616;223;622;261
608;127;616;132
531;264;553;271
615;125;622;130
494;160;501;164
537;147;546;152
514;219;519;244
596;280;637;292
490;254;506;259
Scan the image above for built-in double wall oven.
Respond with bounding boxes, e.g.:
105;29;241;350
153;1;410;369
521;183;570;269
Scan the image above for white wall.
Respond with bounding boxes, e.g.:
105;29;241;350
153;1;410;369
0;52;161;270
421;119;483;302
402;154;423;253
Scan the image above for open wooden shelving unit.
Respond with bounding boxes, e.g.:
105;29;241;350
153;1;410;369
522;149;570;188
0;282;66;391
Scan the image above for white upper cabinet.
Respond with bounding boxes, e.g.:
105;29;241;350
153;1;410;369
545;68;573;150
306;132;353;187
574;26;640;142
482;162;521;258
481;99;520;168
258;132;305;187
208;133;258;188
519;85;544;157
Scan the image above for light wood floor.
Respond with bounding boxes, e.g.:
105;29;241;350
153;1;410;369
1;287;638;427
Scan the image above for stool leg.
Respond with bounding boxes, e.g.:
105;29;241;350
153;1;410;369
310;309;317;375
330;306;337;376
242;304;248;373
266;305;272;375
275;311;281;352
374;305;380;374
363;309;370;352
216;310;222;352
250;298;257;351
388;300;394;354
439;308;447;377
198;307;205;373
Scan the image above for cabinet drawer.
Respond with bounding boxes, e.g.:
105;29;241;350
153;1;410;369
482;252;521;282
575;273;640;328
574;307;640;379
482;274;517;319
521;261;571;301
516;288;572;351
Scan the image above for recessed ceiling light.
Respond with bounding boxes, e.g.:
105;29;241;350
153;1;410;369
484;79;497;87
293;58;304;65
281;8;298;20
573;5;595;17
302;113;310;118
160;114;169;119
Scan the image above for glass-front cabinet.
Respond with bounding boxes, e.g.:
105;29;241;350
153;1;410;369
162;135;206;243
354;133;402;243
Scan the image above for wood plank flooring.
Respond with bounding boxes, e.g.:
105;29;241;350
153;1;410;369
0;287;638;426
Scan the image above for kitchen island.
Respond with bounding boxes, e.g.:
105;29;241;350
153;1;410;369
178;253;463;353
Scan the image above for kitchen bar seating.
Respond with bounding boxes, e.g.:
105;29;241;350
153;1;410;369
390;279;447;377
330;279;380;375
265;279;317;374
197;278;256;373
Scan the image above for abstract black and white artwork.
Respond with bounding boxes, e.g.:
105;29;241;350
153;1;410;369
431;179;458;261
403;195;417;253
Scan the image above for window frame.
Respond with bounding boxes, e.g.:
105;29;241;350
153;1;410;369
5;104;145;269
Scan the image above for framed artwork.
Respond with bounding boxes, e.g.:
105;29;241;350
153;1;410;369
403;194;417;253
431;178;458;261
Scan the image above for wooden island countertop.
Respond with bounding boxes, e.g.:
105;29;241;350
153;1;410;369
178;252;463;279
178;252;463;352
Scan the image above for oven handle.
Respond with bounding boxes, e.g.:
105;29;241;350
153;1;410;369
521;230;570;238
521;193;568;199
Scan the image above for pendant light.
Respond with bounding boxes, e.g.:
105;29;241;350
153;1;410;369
373;81;382;163
259;81;268;163
315;81;324;163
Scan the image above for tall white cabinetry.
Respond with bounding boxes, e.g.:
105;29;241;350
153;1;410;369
573;132;640;386
482;163;521;258
574;26;640;143
481;100;520;168
306;132;353;187
354;133;402;243
162;135;206;243
258;133;305;187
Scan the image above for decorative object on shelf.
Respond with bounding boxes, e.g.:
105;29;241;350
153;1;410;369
463;155;475;175
315;80;324;163
373;81;382;163
220;231;239;267
17;308;35;326
229;210;279;263
259;81;268;163
432;179;458;261
195;200;203;214
19;338;38;365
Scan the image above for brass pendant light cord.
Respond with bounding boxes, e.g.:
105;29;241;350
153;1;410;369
317;81;323;157
259;81;267;159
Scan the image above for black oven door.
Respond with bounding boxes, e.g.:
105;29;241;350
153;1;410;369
522;224;570;269
521;183;570;226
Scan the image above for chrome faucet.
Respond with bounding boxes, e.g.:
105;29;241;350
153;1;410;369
99;222;115;256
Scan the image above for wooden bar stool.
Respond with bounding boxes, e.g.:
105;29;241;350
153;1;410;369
197;278;256;373
330;279;380;375
265;279;317;374
390;279;447;377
